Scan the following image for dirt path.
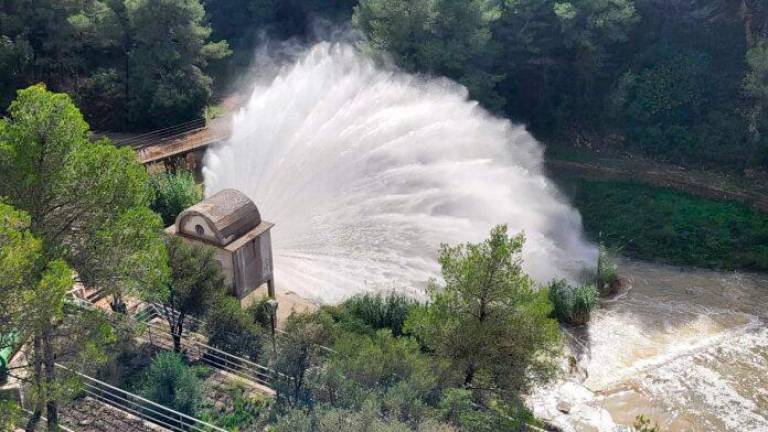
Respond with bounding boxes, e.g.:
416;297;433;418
546;152;768;213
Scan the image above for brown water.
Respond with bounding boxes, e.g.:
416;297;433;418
529;259;768;431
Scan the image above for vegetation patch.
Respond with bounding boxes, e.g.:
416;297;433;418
548;281;598;326
560;177;768;271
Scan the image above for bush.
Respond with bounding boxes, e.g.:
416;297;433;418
199;383;271;430
633;415;661;432
149;170;203;226
548;280;598;326
0;400;21;431
247;295;275;330
596;244;618;296
206;296;264;361
438;389;535;432
315;330;443;420
273;312;335;408
337;292;419;336
139;352;204;415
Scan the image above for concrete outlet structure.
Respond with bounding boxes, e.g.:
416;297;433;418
166;188;275;300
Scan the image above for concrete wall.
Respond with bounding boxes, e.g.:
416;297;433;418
231;231;273;299
179;214;218;244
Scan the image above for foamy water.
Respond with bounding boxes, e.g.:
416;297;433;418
530;260;768;431
204;42;596;302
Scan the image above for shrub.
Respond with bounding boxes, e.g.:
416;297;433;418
315;330;443;420
149;169;203;226
339;292;419;336
596;244;619;296
0;400;20;431
206;296;264;361
548;280;598;326
139;352;204;415
438;389;534;432
274;312;335;409
199;383;271;430
633;415;661;432
247;295;275;330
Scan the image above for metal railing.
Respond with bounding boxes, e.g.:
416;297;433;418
135;127;230;164
142;318;274;388
57;365;227;432
112;118;207;149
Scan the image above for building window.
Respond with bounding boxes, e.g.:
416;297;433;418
195;224;205;236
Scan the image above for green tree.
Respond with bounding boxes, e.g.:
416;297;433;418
0;202;119;431
0;203;41;341
139;352;203;415
494;0;638;130
0;85;167;430
150;169;203;226
615;51;714;159
273;312;333;409
162;236;225;352
206;296;264;360
0;85;168;312
0;400;21;431
274;404;455;432
315;331;445;424
354;0;503;109
124;0;230;128
404;225;560;402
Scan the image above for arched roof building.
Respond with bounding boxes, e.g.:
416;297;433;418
168;189;275;300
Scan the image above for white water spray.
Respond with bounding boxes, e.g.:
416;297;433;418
204;43;597;303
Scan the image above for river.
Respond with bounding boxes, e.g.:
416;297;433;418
529;259;768;431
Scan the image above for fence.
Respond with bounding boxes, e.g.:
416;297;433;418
112;118;207;149
70;299;276;389
143;318;274;389
57;365;227;432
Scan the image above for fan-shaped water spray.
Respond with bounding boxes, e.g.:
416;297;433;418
204;43;597;303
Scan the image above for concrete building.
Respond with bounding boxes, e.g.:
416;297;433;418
166;189;275;300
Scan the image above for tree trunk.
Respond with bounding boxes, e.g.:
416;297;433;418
25;409;42;432
43;325;58;431
172;318;184;353
25;336;43;432
110;293;127;314
464;362;476;386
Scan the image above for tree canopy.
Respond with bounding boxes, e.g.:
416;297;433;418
404;225;560;399
0;85;169;430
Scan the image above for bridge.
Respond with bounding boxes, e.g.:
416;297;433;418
109;118;231;166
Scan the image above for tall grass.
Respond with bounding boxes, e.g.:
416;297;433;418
548;280;598;326
336;292;419;336
596;244;619;296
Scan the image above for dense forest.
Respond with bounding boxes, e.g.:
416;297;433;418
1;0;766;169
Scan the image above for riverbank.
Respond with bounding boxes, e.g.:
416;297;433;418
545;145;768;213
529;258;768;431
550;170;768;273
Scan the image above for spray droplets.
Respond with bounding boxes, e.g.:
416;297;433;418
204;43;596;303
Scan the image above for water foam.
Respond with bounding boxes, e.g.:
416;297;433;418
204;43;596;302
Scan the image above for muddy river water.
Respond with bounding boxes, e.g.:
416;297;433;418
529;259;768;431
